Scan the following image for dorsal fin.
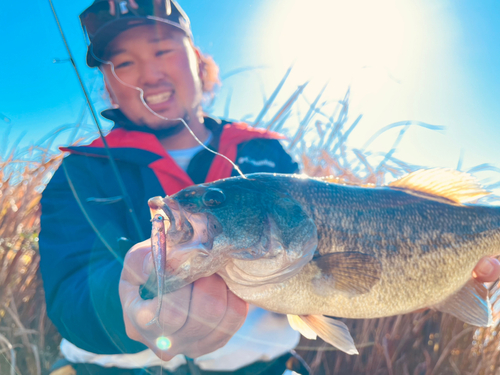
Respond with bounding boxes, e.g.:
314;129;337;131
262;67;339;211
319;175;376;188
319;175;345;184
388;168;490;204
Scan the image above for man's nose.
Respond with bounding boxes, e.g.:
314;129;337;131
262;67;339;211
139;60;167;86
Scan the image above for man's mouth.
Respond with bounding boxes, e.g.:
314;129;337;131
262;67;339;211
144;91;173;105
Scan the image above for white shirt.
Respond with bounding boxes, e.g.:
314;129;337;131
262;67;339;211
167;132;213;171
60;306;300;371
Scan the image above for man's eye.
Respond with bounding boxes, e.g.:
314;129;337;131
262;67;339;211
115;61;133;69
157;50;173;57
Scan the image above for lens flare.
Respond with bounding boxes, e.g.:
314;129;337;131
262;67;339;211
156;336;172;351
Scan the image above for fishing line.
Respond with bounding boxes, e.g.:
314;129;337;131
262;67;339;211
47;3;288;374
53;4;245;371
89;47;247;180
92;45;245;373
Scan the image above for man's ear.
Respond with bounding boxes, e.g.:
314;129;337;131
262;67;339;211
102;74;119;107
193;47;205;81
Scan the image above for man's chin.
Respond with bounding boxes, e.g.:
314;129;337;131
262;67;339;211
147;122;186;138
144;111;192;136
120;118;187;139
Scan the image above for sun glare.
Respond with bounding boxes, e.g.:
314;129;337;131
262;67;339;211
256;0;436;112
264;0;426;97
248;0;461;166
156;336;172;351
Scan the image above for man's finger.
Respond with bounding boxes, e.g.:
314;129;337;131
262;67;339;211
175;275;228;340
121;239;151;285
186;289;248;358
472;257;500;282
129;0;139;8
134;285;192;333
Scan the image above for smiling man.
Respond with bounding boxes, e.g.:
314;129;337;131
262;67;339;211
100;23;210;149
38;1;500;375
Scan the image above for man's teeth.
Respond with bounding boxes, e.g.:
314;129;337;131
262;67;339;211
145;92;172;104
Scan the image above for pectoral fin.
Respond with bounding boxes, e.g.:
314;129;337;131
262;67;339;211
314;252;382;295
433;278;492;327
287;314;358;355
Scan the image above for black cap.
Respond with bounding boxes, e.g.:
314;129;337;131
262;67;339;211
80;0;192;67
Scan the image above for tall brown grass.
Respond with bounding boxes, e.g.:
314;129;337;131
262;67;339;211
0;153;63;375
1;69;499;375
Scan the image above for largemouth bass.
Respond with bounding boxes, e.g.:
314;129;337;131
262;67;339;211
140;169;500;354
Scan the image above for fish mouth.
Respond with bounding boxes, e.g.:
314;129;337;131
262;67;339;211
141;196;223;298
148;196;195;246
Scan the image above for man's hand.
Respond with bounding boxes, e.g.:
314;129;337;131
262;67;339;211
472;256;500;283
119;240;248;360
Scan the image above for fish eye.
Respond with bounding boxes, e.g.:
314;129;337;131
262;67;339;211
202;188;226;207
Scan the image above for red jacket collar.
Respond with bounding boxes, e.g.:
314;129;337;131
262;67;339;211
60;121;285;195
61;128;166;158
205;122;285;182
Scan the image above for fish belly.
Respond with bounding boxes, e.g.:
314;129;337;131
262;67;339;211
225;242;491;319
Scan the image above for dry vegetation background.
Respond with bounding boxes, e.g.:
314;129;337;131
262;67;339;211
2;73;500;374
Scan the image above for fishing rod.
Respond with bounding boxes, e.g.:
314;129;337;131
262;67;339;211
47;0;144;241
0;112;11;123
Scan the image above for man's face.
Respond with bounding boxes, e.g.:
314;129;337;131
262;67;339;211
101;24;203;129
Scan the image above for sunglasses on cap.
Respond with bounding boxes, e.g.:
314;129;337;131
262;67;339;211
80;0;192;66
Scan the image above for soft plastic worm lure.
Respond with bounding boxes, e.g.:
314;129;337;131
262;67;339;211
147;214;167;326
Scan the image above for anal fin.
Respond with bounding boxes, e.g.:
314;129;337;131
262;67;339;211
287;314;358;355
434;278;492;327
287;314;317;340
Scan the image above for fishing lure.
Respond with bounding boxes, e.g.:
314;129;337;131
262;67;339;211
147;214;167;326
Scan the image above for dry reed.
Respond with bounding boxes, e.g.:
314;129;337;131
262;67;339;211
0;151;63;375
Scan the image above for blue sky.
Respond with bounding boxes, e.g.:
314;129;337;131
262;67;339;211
2;0;499;184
